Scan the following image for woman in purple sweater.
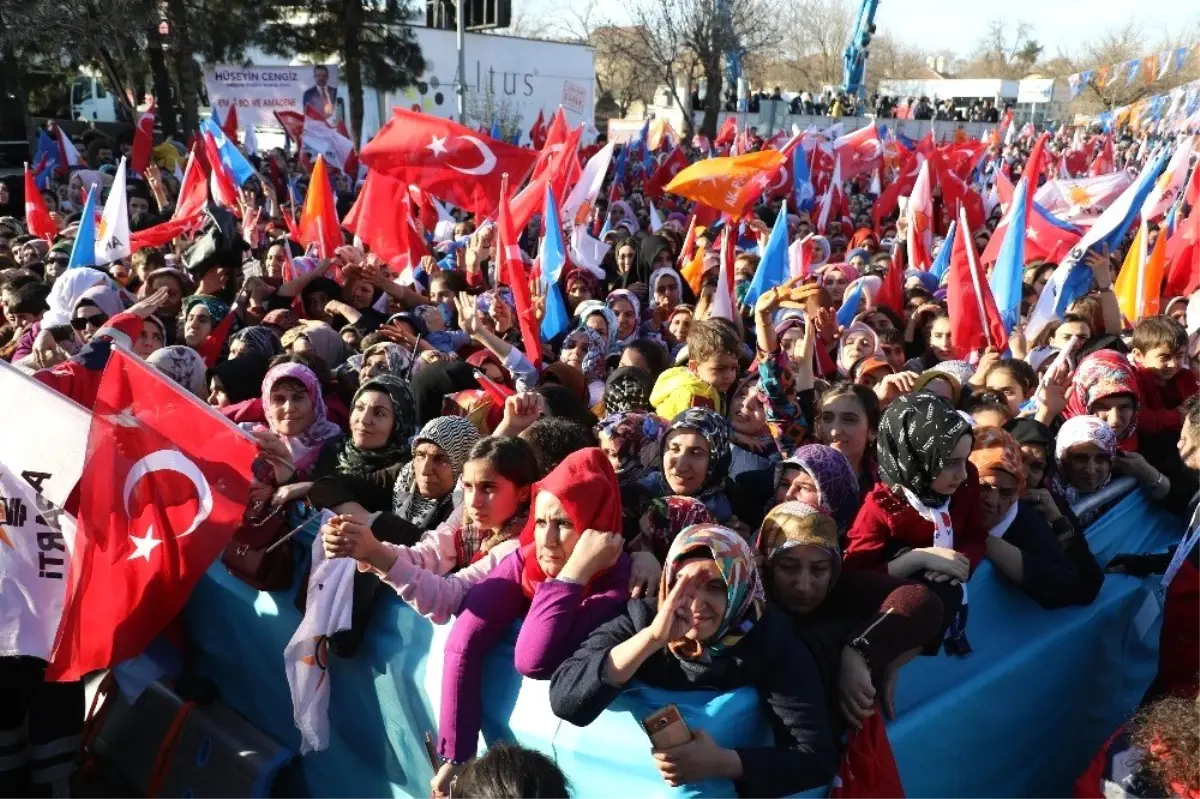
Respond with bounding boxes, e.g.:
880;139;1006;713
431;448;632;796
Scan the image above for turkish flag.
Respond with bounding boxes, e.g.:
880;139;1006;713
130;101;157;176
930;149;985;233
496;184;542;368
360;109;538;219
1164;204;1200;298
644;146;689;198
715;117;737;148
275;110;306;142
343;169;409;263
529;109;548;150
222;103;240;142
509;123;583;235
202;131;237;209
23;164;56;241
171;150;209;223
47;349;257;681
946;207;1007;356
833;124;882;181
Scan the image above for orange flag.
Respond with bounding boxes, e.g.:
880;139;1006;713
681;245;708;295
664;150;785;218
1114;220;1169;323
298;155;343;260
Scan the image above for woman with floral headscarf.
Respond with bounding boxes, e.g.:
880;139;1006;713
228;325;283;360
756;502;943;734
1064;350;1142;451
550;524;837;797
560;326;608;405
970;427;1103;608
606;289;643;347
639;408;761;528
773;444;860;536
598;411;669;486
574;299;621;354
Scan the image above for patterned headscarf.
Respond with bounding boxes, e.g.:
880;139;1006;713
361;341;414;378
774;444;860;534
147;346;207;397
664;408;733;495
636;496;714;563
563;326;609;383
1052;415;1117;524
476;287;515;315
262;309;301;333
597;412;669;484
604;367;655;415
393;416;481;529
660;524;765;662
565;267;602;300
755;501;840;565
837;322;880;376
936;360;977;388
876;392;973;506
257;362;344;472
968;426;1026;495
183;295;231;327
606;289;643;345
1065;350;1141;442
575;300;621;354
335;375;416;477
229;325;283;359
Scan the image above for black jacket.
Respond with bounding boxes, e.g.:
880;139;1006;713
549;599;837;797
999;501;1104;609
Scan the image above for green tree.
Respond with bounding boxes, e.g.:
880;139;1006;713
259;0;425;144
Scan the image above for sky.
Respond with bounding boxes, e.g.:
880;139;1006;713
873;0;1193;59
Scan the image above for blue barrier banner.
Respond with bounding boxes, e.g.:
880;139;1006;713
183;490;1183;798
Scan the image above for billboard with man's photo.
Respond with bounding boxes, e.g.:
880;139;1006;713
205;64;340;130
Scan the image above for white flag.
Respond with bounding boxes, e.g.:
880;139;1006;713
243;125;260;157
1141;136;1194;221
94;157;131;265
561;140;615;227
0;361;91;659
567;225;610;280
284;517;354;754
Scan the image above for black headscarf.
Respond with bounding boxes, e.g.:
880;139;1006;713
635;235;674;287
876;393;972;506
604;366;655;415
206;354;270;405
1003;417;1054;449
336;375;416;477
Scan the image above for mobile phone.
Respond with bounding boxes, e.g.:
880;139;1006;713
641;704;692;749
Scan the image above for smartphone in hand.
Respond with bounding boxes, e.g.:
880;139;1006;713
642;704;693;749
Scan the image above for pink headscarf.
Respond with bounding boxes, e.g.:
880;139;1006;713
255;362;344;472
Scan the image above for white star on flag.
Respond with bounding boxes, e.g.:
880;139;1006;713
427;136;448;157
105;406;140;428
127;526;162;562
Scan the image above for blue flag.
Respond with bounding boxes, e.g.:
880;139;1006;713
793;148;814;211
33;131;59;190
539;185;570;341
200;118;256;186
641;122;654;174
836;280;865;328
635;120;649;157
989;177;1029;332
67;184;99;269
611;142;629;189
490;121;502;141
510;129;521;146
744;202;789;307
1027;147;1170;340
929;220;955;283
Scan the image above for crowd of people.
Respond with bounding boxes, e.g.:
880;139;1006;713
0;110;1197;799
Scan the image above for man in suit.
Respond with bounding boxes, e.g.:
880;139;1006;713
303;65;337;119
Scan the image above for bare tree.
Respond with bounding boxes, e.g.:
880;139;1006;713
768;0;854;93
590;26;661;118
957;19;1043;79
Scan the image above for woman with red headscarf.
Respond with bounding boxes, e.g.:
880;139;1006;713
431;448;632;796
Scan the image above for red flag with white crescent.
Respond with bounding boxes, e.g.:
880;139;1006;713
130;101;157;176
47;349;257;681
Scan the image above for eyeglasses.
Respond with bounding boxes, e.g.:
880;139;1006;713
71;313;108;331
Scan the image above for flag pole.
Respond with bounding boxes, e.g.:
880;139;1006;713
455;0;467;122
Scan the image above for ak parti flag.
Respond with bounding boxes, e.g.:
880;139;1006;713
664;149;786;218
23;164;56;241
360;109;538;219
298;155;344;259
47;349;257;681
946;206;1007;355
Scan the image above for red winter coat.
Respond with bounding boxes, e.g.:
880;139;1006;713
843;462;988;573
1134;365;1199;436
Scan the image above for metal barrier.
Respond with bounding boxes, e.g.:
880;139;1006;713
1069;475;1140;519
